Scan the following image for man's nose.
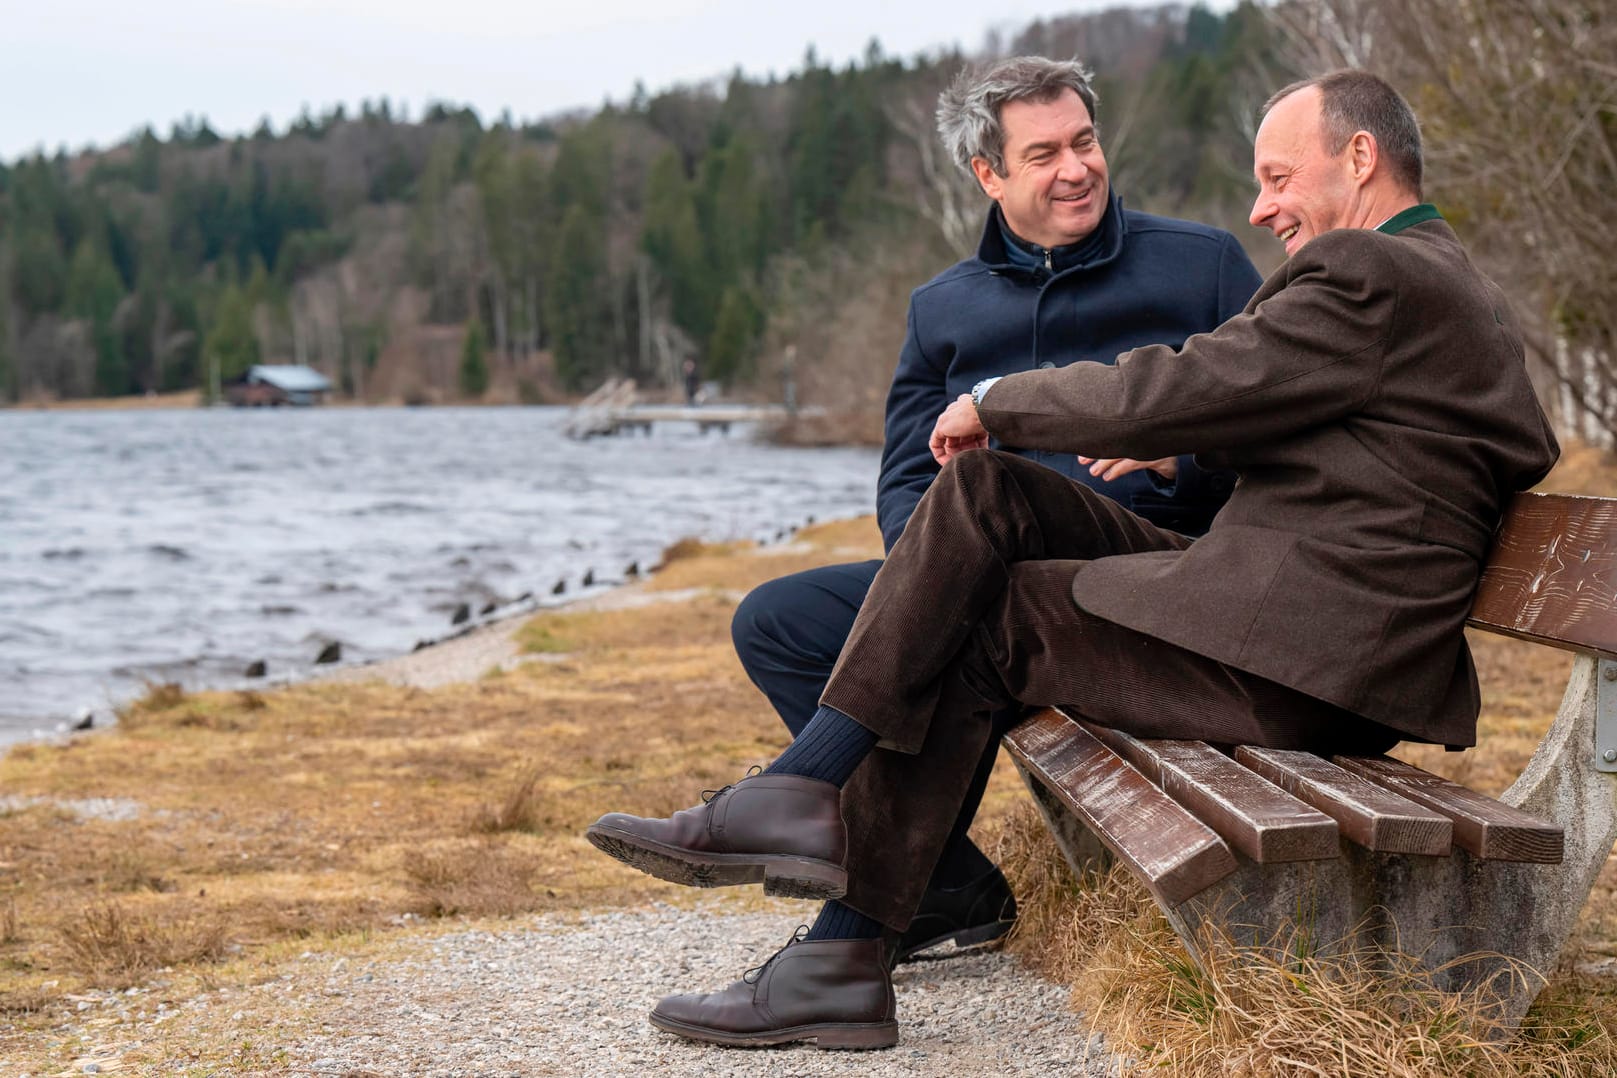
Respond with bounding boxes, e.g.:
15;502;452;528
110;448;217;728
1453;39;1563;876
1249;192;1275;229
1056;147;1088;181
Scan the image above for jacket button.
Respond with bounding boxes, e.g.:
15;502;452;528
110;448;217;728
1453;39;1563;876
1038;361;1055;369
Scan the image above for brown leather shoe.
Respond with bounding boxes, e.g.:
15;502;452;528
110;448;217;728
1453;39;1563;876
585;772;848;899
650;931;898;1049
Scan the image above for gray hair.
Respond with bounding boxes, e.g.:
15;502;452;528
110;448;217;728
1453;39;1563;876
937;56;1099;177
1264;70;1424;198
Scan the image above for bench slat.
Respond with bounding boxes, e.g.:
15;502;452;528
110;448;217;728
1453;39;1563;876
1234;745;1454;855
1332;755;1564;863
1079;722;1340;863
1468;491;1617;660
1004;709;1238;906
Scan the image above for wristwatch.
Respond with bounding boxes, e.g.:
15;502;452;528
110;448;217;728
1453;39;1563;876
970;376;1002;411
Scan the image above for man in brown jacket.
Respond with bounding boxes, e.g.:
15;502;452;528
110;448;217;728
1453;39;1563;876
587;71;1560;1050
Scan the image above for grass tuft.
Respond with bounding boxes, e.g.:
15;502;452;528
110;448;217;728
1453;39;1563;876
56;902;229;986
516;617;574;654
993;804;1617;1077
401;840;544;918
139;681;188;710
656;536;714;566
105;848;178;894
467;770;544;834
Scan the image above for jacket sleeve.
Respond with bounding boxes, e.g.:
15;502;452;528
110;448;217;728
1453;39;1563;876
1217;232;1264;323
1140;233;1266;516
876;301;948;552
978;231;1393;459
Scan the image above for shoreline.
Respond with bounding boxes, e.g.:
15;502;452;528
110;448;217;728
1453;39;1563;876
2;402;880;745
0;513;912;1072
0;524;831;748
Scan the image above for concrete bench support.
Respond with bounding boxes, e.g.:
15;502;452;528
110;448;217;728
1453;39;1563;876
1009;656;1617;1026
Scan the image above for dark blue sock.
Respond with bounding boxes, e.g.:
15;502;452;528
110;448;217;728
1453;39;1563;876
763;704;878;787
804;899;885;941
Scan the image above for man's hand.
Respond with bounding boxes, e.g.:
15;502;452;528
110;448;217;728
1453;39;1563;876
1077;456;1179;483
929;393;990;465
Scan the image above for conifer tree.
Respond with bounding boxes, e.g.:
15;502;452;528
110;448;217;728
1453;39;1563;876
459;316;489;398
65;241;128;395
203;284;260;383
708;285;762;382
641;150;712;341
546;204;612;389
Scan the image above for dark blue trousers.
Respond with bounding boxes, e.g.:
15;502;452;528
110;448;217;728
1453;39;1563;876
731;560;1003;888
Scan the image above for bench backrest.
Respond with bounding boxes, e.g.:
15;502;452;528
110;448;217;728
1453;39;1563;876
1468;492;1617;661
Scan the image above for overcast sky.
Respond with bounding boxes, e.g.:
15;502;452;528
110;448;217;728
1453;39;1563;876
2;1;1227;163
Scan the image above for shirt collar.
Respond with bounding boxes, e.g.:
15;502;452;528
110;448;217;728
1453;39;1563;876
1376;203;1443;235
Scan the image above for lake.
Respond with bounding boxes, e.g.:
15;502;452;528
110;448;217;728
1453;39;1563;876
0;406;880;743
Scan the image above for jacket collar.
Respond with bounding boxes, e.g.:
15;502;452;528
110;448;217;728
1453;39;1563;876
976;193;1128;278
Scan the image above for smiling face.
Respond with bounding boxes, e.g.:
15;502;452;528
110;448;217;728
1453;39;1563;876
1249;86;1358;257
971;88;1110;250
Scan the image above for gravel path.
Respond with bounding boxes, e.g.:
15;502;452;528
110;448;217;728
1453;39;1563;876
91;904;1115;1076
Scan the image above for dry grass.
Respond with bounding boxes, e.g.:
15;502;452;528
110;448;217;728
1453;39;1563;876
17;389;203;412
0;517;890;1053
993;805;1617;1076
400;838;546;918
467;769;545;833
56;902;229;987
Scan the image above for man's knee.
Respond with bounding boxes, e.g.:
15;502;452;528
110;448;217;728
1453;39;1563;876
731;575;808;674
730;563;875;678
937;448;1013;486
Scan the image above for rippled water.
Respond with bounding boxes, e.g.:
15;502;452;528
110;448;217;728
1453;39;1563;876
0;406;879;742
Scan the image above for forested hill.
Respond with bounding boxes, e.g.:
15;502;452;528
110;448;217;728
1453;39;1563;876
0;4;1280;421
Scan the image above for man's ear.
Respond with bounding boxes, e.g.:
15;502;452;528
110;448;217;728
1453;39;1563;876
970;156;1004;201
1347;131;1379;187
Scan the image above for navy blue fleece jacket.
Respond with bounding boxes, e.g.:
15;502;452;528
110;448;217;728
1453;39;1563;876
876;195;1262;551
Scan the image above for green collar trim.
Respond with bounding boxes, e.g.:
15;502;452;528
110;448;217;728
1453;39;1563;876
1378;203;1442;235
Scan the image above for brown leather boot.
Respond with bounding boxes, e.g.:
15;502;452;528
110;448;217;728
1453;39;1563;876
585;772;848;899
650;931;898;1049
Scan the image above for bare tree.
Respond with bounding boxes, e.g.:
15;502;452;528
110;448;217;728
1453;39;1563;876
1267;0;1617;445
886;85;984;259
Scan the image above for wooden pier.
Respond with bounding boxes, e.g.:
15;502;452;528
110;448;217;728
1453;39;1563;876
564;378;819;439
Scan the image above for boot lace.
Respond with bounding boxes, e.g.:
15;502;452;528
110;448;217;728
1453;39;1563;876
700;764;764;804
742;924;811;984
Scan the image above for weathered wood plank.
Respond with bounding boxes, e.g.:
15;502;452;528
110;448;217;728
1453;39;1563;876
1468;491;1617;660
1333;755;1564;863
1234;745;1453;855
1004;709;1238;906
1078;722;1339;863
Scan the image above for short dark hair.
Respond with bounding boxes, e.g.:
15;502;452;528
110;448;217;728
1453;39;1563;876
937;56;1099;177
1264;70;1423;198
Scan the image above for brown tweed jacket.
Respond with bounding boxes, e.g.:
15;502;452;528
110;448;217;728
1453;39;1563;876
977;213;1559;746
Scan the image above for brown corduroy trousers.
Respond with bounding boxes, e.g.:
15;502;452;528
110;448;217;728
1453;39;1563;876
820;450;1398;930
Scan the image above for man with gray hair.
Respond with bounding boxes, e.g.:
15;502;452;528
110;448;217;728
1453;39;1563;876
591;68;1556;1050
601;55;1257;1045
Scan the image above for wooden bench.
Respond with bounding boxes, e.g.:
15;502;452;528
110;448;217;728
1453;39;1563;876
1004;491;1617;1026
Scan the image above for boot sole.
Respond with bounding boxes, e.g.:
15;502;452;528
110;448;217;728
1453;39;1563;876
585;823;847;900
649;1011;898;1050
895;917;1015;964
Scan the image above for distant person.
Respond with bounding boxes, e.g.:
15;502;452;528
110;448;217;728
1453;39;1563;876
589;68;1558;1050
682;358;700;406
723;57;1259;964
